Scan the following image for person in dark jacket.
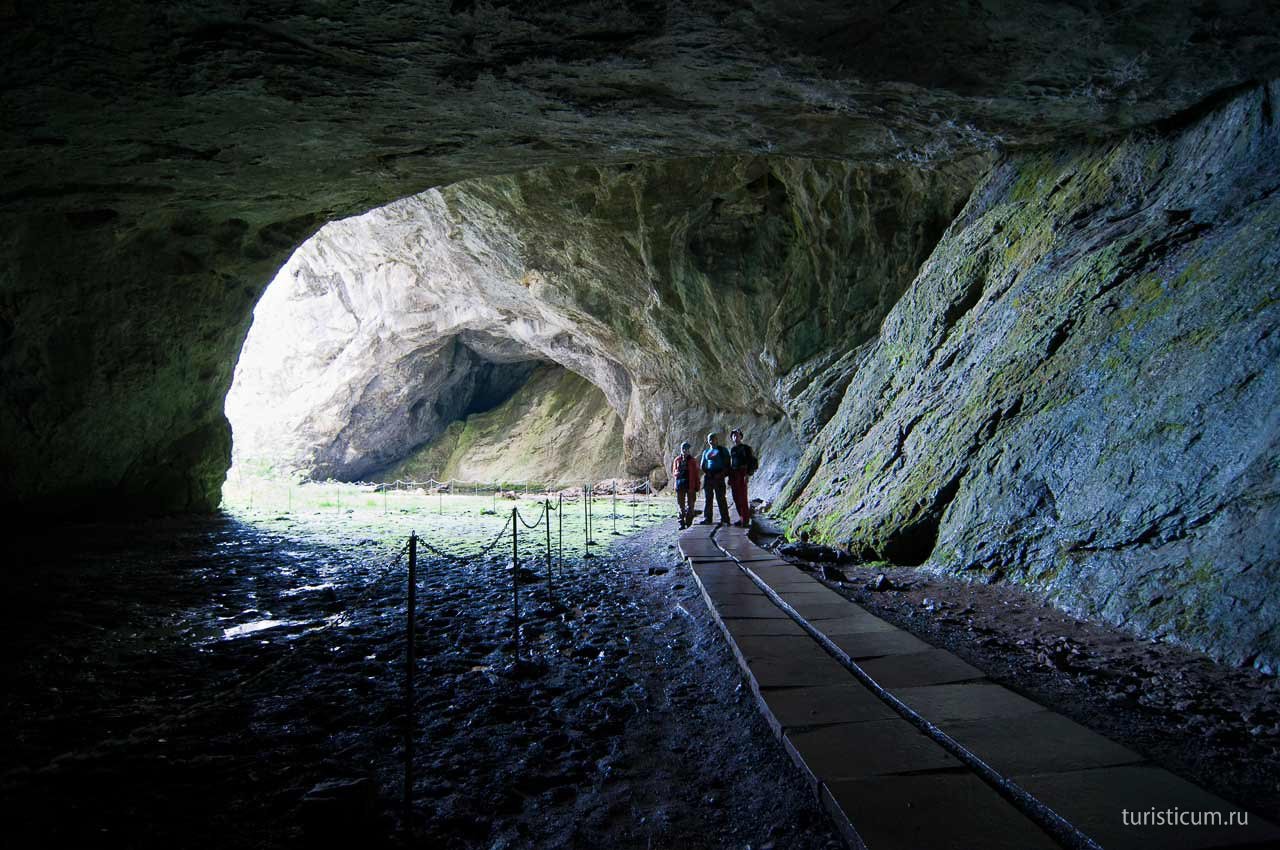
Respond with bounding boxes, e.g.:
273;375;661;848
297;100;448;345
699;432;732;525
727;428;759;527
671;441;701;529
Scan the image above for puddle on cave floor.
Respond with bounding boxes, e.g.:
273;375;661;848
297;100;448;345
1;489;838;849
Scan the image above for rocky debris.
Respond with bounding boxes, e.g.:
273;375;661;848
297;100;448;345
299;778;379;839
3;513;845;849
778;542;847;563
820;564;846;583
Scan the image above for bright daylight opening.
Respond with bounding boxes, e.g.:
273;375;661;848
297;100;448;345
222;186;667;551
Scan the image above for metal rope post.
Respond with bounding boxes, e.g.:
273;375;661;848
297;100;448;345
544;499;552;598
403;532;418;835
558;493;564;577
511;507;521;657
583;483;590;559
612;489;617;535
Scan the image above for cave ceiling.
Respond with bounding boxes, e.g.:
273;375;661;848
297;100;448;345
5;1;1279;230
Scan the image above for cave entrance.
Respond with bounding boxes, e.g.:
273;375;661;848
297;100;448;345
221;195;630;506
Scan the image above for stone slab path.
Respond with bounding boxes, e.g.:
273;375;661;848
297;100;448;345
679;523;1280;850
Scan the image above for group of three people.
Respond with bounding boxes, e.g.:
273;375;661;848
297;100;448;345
671;429;759;528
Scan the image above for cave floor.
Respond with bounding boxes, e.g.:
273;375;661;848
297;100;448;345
771;545;1280;828
1;509;842;849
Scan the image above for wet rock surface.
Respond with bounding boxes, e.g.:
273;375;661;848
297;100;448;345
1;514;841;849
775;550;1280;825
782;82;1280;670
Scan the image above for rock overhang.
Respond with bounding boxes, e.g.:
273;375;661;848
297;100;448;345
2;1;1279;518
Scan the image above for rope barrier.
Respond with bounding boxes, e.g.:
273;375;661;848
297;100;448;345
514;505;545;530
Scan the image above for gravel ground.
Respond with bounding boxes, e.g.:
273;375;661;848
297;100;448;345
1;505;842;850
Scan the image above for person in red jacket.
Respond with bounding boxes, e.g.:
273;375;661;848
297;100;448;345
727;428;759;527
671;441;700;528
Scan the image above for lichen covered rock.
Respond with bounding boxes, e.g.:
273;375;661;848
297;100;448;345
781;83;1280;671
379;365;625;488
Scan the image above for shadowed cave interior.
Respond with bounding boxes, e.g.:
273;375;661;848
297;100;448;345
3;3;1280;848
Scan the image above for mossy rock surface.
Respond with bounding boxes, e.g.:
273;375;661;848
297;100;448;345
379;365;625;488
780;84;1280;672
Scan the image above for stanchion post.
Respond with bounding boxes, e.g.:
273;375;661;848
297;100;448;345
558;493;564;576
544;499;553;598
404;532;418;835
583;484;590;559
612;489;617;535
511;507;521;657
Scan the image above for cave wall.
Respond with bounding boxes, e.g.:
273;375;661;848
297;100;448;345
378;365;626;488
5;1;1279;515
780;83;1280;671
227;155;976;490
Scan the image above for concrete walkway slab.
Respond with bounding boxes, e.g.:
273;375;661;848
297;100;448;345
679;538;728;558
813;615;901;636
717;598;793;619
758;684;897;732
789;601;874;621
856;648;985;688
732;634;829;659
894;683;1044;722
746;653;852;688
721;617;808;637
785;718;962;781
689;561;743;580
823;773;1060;850
830;629;933;659
1015;764;1280;850
775;588;849;605
942;711;1142;776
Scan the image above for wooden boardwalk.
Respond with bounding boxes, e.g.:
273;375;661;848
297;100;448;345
679;523;1279;850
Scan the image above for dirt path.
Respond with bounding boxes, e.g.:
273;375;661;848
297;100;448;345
1;513;842;849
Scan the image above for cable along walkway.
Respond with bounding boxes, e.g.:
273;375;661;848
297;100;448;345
678;523;1280;850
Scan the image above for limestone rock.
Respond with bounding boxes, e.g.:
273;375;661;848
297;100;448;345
377;365;626;488
781;83;1280;671
226;156;975;492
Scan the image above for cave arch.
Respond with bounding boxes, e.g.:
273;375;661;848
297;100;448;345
224;156;978;490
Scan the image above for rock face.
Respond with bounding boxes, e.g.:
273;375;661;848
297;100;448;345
4;2;1280;514
378;365;625;488
779;83;1280;671
227;155;977;491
